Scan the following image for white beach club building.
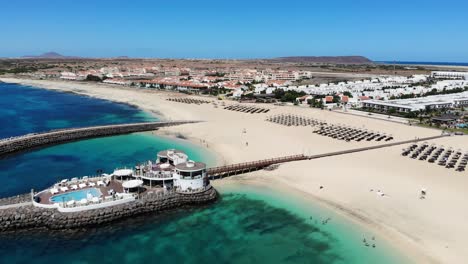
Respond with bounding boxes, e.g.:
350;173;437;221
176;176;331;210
157;149;188;165
173;161;208;192
134;149;188;189
133;149;209;192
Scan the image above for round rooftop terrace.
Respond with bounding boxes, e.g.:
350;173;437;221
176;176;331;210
113;169;133;177
175;161;206;172
157;149;186;158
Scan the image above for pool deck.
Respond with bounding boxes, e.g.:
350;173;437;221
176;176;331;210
37;180;125;205
36;179;167;205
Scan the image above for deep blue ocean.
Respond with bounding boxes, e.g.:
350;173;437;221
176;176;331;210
378;61;468;67
0;82;408;264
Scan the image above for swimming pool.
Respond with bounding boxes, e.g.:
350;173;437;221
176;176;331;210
50;188;102;203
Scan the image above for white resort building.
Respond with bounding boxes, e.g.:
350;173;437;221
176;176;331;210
32;149;210;212
362;91;468;113
431;71;468;80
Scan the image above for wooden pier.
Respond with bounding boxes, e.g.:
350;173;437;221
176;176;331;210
207;134;451;179
207;154;308;179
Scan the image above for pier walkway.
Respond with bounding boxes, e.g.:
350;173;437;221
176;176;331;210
0;202;32;210
0;121;200;158
208;134;450;179
207;154;308;179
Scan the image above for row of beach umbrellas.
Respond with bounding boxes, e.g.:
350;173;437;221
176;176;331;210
313;125;393;142
402;143;468;172
224;105;269;114
167;98;211;105
266;114;327;127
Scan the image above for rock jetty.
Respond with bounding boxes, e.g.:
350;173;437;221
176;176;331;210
0;187;217;231
0;121;199;157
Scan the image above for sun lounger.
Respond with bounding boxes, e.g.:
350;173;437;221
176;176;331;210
71;185;78;190
89;182;96;187
79;199;88;205
60;187;69;192
97;180;105;186
50;188;59;195
79;183;87;189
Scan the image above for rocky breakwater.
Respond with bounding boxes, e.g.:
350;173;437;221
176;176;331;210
0;187;217;232
0;193;31;206
0;121;200;157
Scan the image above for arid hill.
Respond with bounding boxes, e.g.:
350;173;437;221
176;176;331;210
21;52;80;59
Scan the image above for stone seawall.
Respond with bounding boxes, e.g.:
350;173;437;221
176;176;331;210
0;193;30;206
0;121;198;157
0;187;217;231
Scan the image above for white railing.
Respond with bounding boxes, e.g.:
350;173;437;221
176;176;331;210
57;194;135;213
32;192;136;212
137;171;174;180
52;174;111;188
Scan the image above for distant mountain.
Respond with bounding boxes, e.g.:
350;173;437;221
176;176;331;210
273;56;373;64
21;52;80;59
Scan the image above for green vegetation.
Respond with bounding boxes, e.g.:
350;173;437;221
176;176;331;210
273;89;306;102
206;72;226;77
0;66;38;75
357;107;419;118
202;87;230;96
307;97;324;109
416;122;468;135
85;75;103;82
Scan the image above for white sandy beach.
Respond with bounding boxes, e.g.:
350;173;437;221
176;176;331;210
2;77;468;263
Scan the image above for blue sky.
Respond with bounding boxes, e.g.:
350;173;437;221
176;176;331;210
1;0;468;62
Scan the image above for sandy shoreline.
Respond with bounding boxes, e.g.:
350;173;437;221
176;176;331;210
3;77;468;263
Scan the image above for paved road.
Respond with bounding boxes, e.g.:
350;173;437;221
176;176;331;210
332;109;410;125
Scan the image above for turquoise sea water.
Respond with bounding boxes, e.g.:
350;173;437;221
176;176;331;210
0;82;409;263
